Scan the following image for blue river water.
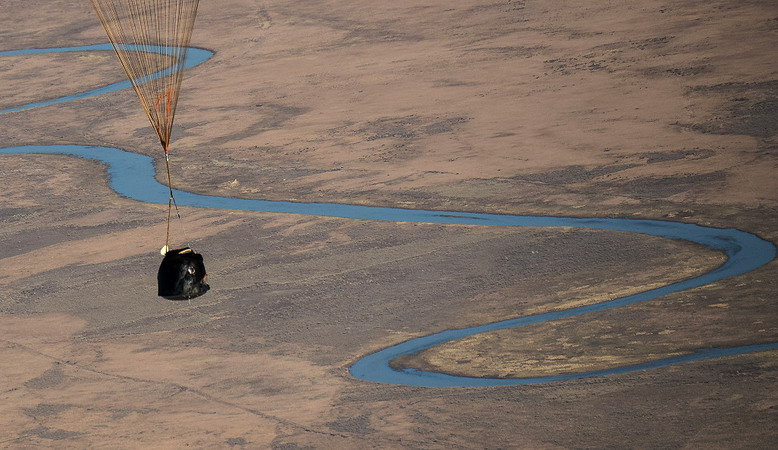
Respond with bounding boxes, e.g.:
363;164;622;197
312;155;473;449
1;44;776;387
0;44;213;115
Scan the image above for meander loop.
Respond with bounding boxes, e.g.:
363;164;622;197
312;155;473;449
1;42;775;384
0;144;774;385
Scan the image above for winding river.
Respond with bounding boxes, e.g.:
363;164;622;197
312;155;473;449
1;45;776;387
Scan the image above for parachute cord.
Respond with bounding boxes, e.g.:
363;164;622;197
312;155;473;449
164;152;190;252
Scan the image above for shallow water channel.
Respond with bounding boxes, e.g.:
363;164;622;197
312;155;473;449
1;45;776;387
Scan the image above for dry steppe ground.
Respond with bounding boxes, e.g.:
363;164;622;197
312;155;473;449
1;0;777;448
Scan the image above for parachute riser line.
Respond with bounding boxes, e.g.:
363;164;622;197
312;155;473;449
89;0;200;254
156;88;174;152
163;152;189;252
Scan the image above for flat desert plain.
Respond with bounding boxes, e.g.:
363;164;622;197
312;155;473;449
1;0;777;448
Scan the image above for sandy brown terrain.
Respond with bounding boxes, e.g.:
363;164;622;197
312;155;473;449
1;0;777;447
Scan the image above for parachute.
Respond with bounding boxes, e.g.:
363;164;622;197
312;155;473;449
91;0;209;299
90;0;200;154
